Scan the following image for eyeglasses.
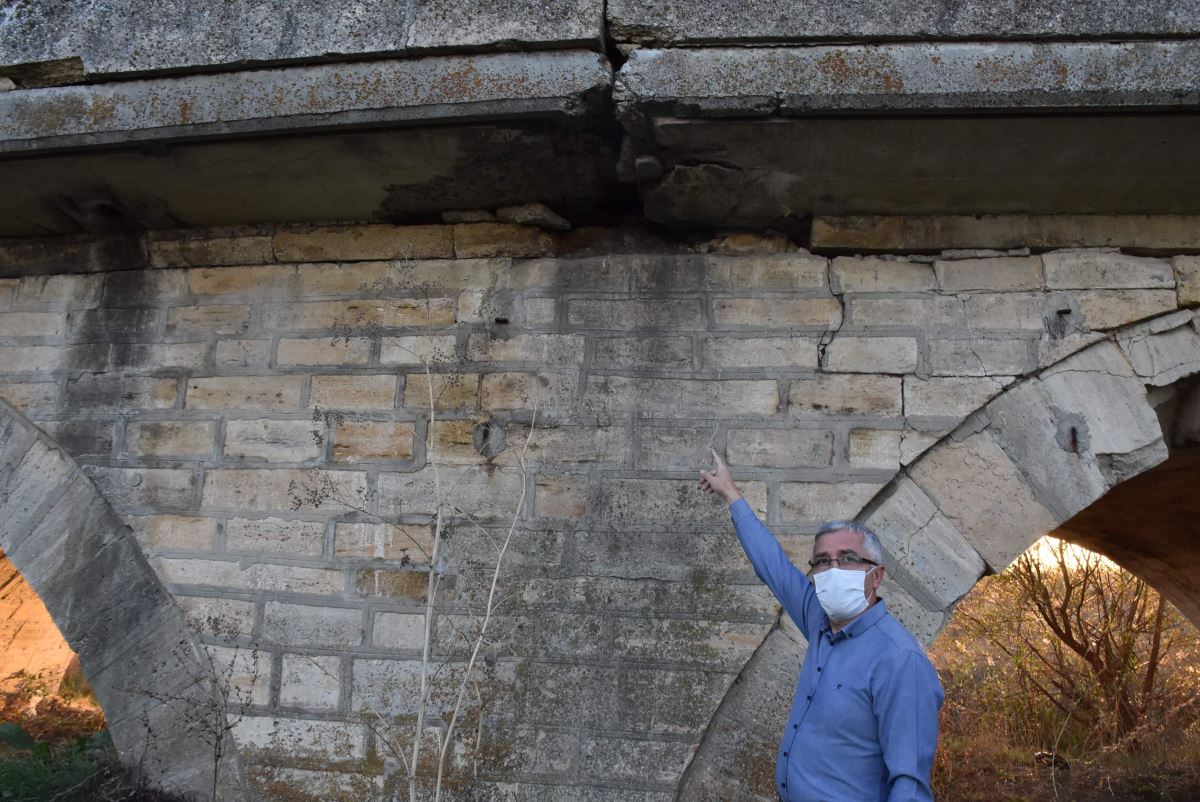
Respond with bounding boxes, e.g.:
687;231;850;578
807;553;879;574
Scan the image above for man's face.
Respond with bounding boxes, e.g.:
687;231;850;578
812;529;885;602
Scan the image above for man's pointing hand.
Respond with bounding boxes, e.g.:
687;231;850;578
700;447;742;504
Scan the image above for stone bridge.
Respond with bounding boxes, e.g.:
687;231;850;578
1;2;1199;801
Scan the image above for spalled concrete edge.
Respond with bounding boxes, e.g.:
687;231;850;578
0;398;248;800
0;50;614;154
617;41;1200;118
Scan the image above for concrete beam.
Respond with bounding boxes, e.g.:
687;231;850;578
609;0;1200;46
0;0;604;83
0;50;613;154
617;42;1200;117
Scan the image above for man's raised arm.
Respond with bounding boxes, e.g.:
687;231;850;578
700;448;819;635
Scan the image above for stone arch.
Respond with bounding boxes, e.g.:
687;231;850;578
0;398;247;800
679;308;1200;801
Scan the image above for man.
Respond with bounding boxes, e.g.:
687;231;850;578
700;449;942;802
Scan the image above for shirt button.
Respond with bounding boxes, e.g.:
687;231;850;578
793;724;798;730
783;752;789;757
817;667;822;672
806;695;812;701
781;783;787;789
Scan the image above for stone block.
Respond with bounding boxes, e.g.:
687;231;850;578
634;425;724;471
262;298;457;331
847;297;965;328
702;336;818;369
712;297;842;329
883;584;948;646
373;612;426;650
202;468;368;513
186;376;303;410
275;224;453;262
279;654;341;711
224;418;323;462
1117;313;1200;386
579;736;695;785
277;337;371;366
524;663;620;729
1076;289;1178;330
501;423;625;465
125;420;216;458
36;419;113;458
377;465;526;519
298;257;511;296
628;254;708;290
727;427;833;468
0;382;57;413
903;376;1010;420
0;453;88;556
156;557;345;595
167;304;251;335
403;372;480;411
102;270;188;306
534;474;589;519
984;377;1109;521
453;223;555;258
705;254;828;290
147;515;217;551
1043;250;1174;289
175;595;256;638
467;333;584;363
187;265;294;297
429;418;489;464
332;421;415;463
65;374;177;411
928;337;1032;376
623;668;733;735
264;602;363;648
613;617;769;670
593;336;693;369
862;476;986;608
848;428;903;470
481;371;578;413
909;430;1059;570
66;307;161;342
568;298;703;330
147;234;275;268
309;374;397;410
777;481;885;524
215;338;270;369
17;274;101;308
225;517;326;556
934;256;1044;292
964;293;1047;330
379;335;457;365
0;343;106;373
593;478;766;525
523;296;558;325
82;465;196;509
1174;256;1200;306
231;716;365;762
822;336;918;374
246;767;382;800
0;311;66;337
354;568;430;600
1038;342;1165;461
512;256;630;291
335;522;433;562
110;341;208;370
582;376;779;418
789;374;902;417
832;257;935;293
205;644;271;707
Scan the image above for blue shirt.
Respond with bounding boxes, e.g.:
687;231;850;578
730;498;943;802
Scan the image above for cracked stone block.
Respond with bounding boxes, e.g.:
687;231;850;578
909;429;1059;570
985;377;1109;521
1039;341;1164;461
1117;310;1200;386
1076;289;1178;329
1173;256;1200;306
862;476;986;609
832;256;936;293
903;376;1011;420
928;337;1033;376
1042;250;1174;289
934;256;1044;292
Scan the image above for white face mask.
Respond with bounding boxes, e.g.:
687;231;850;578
812;566;878;622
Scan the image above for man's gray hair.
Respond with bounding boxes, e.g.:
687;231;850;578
815;520;884;564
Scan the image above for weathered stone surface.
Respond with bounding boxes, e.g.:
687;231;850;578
582;376;780;417
496;202;572;231
705;254;828;290
909;429;1059;570
903;376;1010;420
928;337;1032;377
279;655;340;710
1175;256;1200;306
832;257;935;293
277;337;372;366
595;336;693;369
310;374;397;410
823;336;918;374
1043;250;1174;290
777;481;885;524
702;336;818;369
225;517;326;555
332;421;415;463
848;296;966;328
789;374;902;417
862;476;985;608
609;1;1199;45
149;234;275;269
1117;312;1200;386
454;223;556;259
727;427;833;469
275;225;452;262
157;556;345;594
187;264;292;296
264;602;362;648
224;419;322;463
187;376;303;410
569;298;704;330
126;420;216;458
713;297;842;329
848;428;903;471
202;468;368;513
934;256;1043;292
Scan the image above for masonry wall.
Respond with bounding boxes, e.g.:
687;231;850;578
0;223;1195;801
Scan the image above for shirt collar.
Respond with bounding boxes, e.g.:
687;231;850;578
821;597;889;642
